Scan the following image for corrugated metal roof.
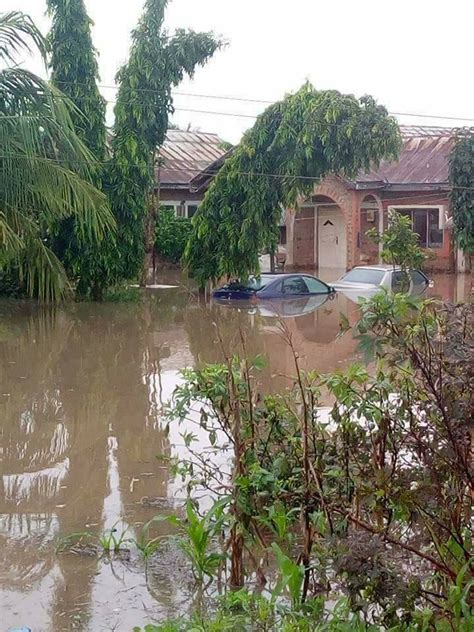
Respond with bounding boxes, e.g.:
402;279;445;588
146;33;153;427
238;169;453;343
356;125;457;187
158;130;228;186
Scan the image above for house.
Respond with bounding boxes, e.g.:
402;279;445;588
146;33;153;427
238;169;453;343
156;129;230;217
285;126;465;273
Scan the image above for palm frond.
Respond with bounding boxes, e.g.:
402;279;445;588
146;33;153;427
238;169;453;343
0;24;115;301
0;11;48;65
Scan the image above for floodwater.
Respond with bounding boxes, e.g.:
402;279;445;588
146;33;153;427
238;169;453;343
0;272;470;631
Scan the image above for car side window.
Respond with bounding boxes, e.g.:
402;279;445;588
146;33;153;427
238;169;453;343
303;277;329;294
391;271;410;293
282;277;309;295
410;270;426;287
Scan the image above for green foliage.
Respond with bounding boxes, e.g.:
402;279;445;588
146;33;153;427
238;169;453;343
102;284;142;303
155;208;192;263
97;524;130;552
107;0;222;285
146;500;228;582
271;543;305;608
47;0;106;159
449;131;474;255
0;11;114;302
367;212;426;285
56;523;131;554
164;297;473;628
185;83;401;286
47;0;114;299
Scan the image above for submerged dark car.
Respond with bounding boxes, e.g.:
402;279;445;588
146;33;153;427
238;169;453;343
213;273;335;300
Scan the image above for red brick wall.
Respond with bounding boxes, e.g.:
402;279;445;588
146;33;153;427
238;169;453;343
292;208;315;268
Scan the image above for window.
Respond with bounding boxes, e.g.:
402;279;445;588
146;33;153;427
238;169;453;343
303;276;330;294
410;270;429;295
391;271;407;293
341;268;386;285
186;203;199;218
394;207;443;248
279;226;287;246
160;202;178;216
226;275;280;291
282;277;309;295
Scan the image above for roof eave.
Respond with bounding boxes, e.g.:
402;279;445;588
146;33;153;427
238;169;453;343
352;181;451;192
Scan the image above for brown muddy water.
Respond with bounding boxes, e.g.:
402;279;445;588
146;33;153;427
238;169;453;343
0;272;470;631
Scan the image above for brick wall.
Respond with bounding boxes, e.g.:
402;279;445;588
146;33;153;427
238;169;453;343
292;208;315;268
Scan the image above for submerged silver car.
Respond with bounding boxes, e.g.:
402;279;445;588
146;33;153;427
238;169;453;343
331;265;432;301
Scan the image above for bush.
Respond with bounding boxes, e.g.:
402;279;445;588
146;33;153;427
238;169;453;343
155;208;192;264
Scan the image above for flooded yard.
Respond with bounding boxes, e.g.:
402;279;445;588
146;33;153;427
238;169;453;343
0;272;470;631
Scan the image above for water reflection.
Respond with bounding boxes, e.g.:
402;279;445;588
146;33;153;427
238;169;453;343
0;272;469;629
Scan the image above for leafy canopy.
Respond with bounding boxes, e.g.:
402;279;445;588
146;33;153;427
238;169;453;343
107;0;223;284
47;0;112;299
367;212;426;272
449;131;474;255
0;11;114;302
155;208;192;264
184;83;401;286
47;0;106;160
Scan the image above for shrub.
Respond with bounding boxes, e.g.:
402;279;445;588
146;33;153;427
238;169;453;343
155;208;192;264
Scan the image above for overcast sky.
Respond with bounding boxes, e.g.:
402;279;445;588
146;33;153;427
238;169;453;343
6;0;474;143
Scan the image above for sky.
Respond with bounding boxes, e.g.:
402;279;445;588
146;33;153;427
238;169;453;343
6;0;474;143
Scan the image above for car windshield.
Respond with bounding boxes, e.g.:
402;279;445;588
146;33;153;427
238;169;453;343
226;275;280;291
340;268;386;285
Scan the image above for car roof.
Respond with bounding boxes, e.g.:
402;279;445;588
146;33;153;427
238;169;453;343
351;265;401;272
260;273;315;278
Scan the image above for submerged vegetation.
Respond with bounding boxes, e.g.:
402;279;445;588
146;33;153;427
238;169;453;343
131;292;472;630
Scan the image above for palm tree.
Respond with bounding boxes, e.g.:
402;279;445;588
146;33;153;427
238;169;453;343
0;11;114;301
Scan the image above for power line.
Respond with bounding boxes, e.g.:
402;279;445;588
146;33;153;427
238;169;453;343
4;97;472;134
2;152;473;195
49;79;474;124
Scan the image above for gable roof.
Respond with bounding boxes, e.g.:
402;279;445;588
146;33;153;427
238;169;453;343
354;125;460;190
158;129;229;189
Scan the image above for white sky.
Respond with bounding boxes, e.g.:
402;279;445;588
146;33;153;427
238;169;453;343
6;0;474;143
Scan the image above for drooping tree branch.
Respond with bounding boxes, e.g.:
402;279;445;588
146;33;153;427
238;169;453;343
184;84;401;286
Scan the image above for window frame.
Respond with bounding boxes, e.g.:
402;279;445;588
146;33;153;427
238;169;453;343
159;200;179;217
387;205;445;249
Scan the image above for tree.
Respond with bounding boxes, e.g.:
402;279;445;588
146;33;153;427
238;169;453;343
0;11;114;302
47;0;112;299
367;212;426;290
107;0;222;286
154;207;192;264
47;0;106;160
449;131;474;257
184;83;401;286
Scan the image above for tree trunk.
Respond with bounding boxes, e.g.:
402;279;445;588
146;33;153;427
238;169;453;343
141;155;160;287
270;250;276;273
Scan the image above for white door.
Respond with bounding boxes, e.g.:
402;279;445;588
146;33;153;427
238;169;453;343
318;206;347;269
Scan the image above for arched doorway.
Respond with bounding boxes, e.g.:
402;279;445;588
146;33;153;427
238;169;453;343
286;176;353;272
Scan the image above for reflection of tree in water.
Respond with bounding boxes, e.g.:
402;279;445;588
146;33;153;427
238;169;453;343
0;299;173;628
183;295;359;391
